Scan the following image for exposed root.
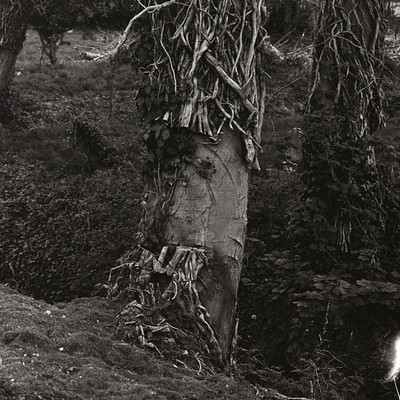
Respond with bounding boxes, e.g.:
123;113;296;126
108;245;224;368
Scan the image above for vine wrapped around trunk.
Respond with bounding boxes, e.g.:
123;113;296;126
109;0;268;366
115;0;267;167
299;0;387;263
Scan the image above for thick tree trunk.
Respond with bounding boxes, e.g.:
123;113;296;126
0;1;28;123
108;0;266;367
300;0;386;260
162;129;249;357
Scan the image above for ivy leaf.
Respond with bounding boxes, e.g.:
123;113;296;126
161;129;170;141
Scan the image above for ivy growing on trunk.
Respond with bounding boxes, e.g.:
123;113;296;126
108;0;268;368
297;0;388;268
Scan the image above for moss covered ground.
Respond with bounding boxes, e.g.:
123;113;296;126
0;284;261;399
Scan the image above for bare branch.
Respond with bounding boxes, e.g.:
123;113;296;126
110;0;177;58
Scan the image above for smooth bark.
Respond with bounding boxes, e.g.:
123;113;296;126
163;129;249;356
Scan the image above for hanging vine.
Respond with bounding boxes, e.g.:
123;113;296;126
113;0;268;167
297;0;388;265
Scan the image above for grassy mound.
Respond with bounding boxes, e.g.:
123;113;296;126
0;284;259;400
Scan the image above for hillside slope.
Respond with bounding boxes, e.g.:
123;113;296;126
0;284;259;400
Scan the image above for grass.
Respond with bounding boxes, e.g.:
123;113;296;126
3;28;142;171
0;28;146;303
15;29;139;94
0;284;258;400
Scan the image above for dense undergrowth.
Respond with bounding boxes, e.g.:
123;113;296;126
2;26;400;399
239;34;400;400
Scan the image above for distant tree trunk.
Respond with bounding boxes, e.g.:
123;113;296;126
37;26;64;65
0;1;28;123
301;0;387;262
109;0;267;365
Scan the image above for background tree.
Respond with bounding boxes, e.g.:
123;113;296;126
109;0;267;366
287;0;395;396
239;1;400;397
0;0;52;122
300;0;387;265
0;0;30;123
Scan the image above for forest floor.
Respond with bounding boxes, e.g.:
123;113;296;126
2;27;400;399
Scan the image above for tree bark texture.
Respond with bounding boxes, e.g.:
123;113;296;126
0;0;29;123
301;0;387;258
109;0;267;366
162;130;249;357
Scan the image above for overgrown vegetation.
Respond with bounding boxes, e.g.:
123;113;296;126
1;4;400;398
239;6;400;399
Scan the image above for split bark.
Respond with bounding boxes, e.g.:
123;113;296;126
162;129;249;357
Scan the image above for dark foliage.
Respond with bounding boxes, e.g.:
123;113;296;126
266;0;315;35
0;156;143;302
239;72;400;400
72;118;120;170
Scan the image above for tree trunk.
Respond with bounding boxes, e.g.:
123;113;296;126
0;1;28;123
300;0;386;262
108;0;267;366
37;28;64;65
162;129;249;357
0;49;19;123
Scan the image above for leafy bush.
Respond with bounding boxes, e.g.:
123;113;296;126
240;129;400;399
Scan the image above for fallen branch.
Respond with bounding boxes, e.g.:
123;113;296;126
74;47;103;61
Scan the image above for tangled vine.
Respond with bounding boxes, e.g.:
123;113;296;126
298;0;388;264
113;0;268;167
107;0;269;366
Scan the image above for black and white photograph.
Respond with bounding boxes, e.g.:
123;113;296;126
1;1;400;399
